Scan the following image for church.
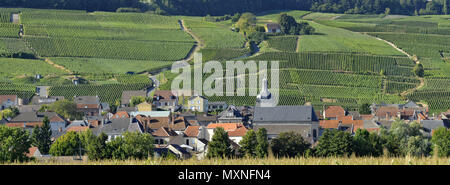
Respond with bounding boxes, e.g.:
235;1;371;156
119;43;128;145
252;78;320;144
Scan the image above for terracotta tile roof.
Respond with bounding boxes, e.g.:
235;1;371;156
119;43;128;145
187;120;199;126
324;106;346;118
148;117;170;130
206;123;247;137
77;104;99;109
320;120;340;129
336;115;353;121
401;108;415;116
375;107;399;118
206;123;239;131
184;126;200;137
0;95;17;104
66;126;89;132
360;114;374;120
152;127;178;137
153;90;176;101
111;111;130;119
227;125;247;137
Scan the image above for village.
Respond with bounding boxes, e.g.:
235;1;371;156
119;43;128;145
1;77;449;161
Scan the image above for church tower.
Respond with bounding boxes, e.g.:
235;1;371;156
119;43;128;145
256;78;275;107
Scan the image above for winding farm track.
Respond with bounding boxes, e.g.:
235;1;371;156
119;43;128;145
362;33;425;96
44;58;72;74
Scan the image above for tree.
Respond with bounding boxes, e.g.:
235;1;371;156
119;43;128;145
0;108;18;120
206;127;232;158
130;96;148;107
0;126;31;163
236;12;256;34
122;131;154;159
239;129;257;157
271;131;310;158
413;63;424;77
256;128;269;158
406;135;431;157
85;132;109;160
50;100;82;120
431;127;450;157
31;116;52;154
49;131;83;156
381;120;431;157
444;0;448;15
315;129;353;157
359;103;371;114
353;129;383;157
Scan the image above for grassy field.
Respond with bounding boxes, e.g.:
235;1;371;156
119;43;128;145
10;157;450;165
298;21;404;56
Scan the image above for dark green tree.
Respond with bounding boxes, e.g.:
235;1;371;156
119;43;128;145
315;129;354;157
413;63;424;77
0;126;31;163
206;127;232;158
353;129;383;157
31;116;52;154
239;129;257;157
256;128;269;158
271;131;310;158
359;103;372;114
122;131;154;159
431;127;450;157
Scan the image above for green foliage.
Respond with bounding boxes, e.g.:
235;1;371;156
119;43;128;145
49;83;151;105
31;116;52;154
236;13;257;34
414;63;425;77
359;103;371;114
85;132;109;160
49;131;83;156
315;129;353;157
271;131;311;158
256;128;269;158
239;129;257;157
0;108;18;120
207;127;232;158
121;131;155;160
0;125;31;163
431;127;450;157
130;96;149;107
267;36;298;52
278;13;315;35
49;100;82;120
353;129;383;157
381;120;432;157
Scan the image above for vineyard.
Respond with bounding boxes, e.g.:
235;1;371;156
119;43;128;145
50;57;174;74
0;8;448;112
183;19;246;49
49;83;151;104
267;36;298;52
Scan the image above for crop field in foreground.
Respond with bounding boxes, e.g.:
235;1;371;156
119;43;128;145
10;157;450;165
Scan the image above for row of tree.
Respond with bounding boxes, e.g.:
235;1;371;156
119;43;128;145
1;118;449;163
207;119;450;159
1;0;448;16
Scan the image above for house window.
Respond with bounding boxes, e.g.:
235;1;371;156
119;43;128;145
186;139;190;145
